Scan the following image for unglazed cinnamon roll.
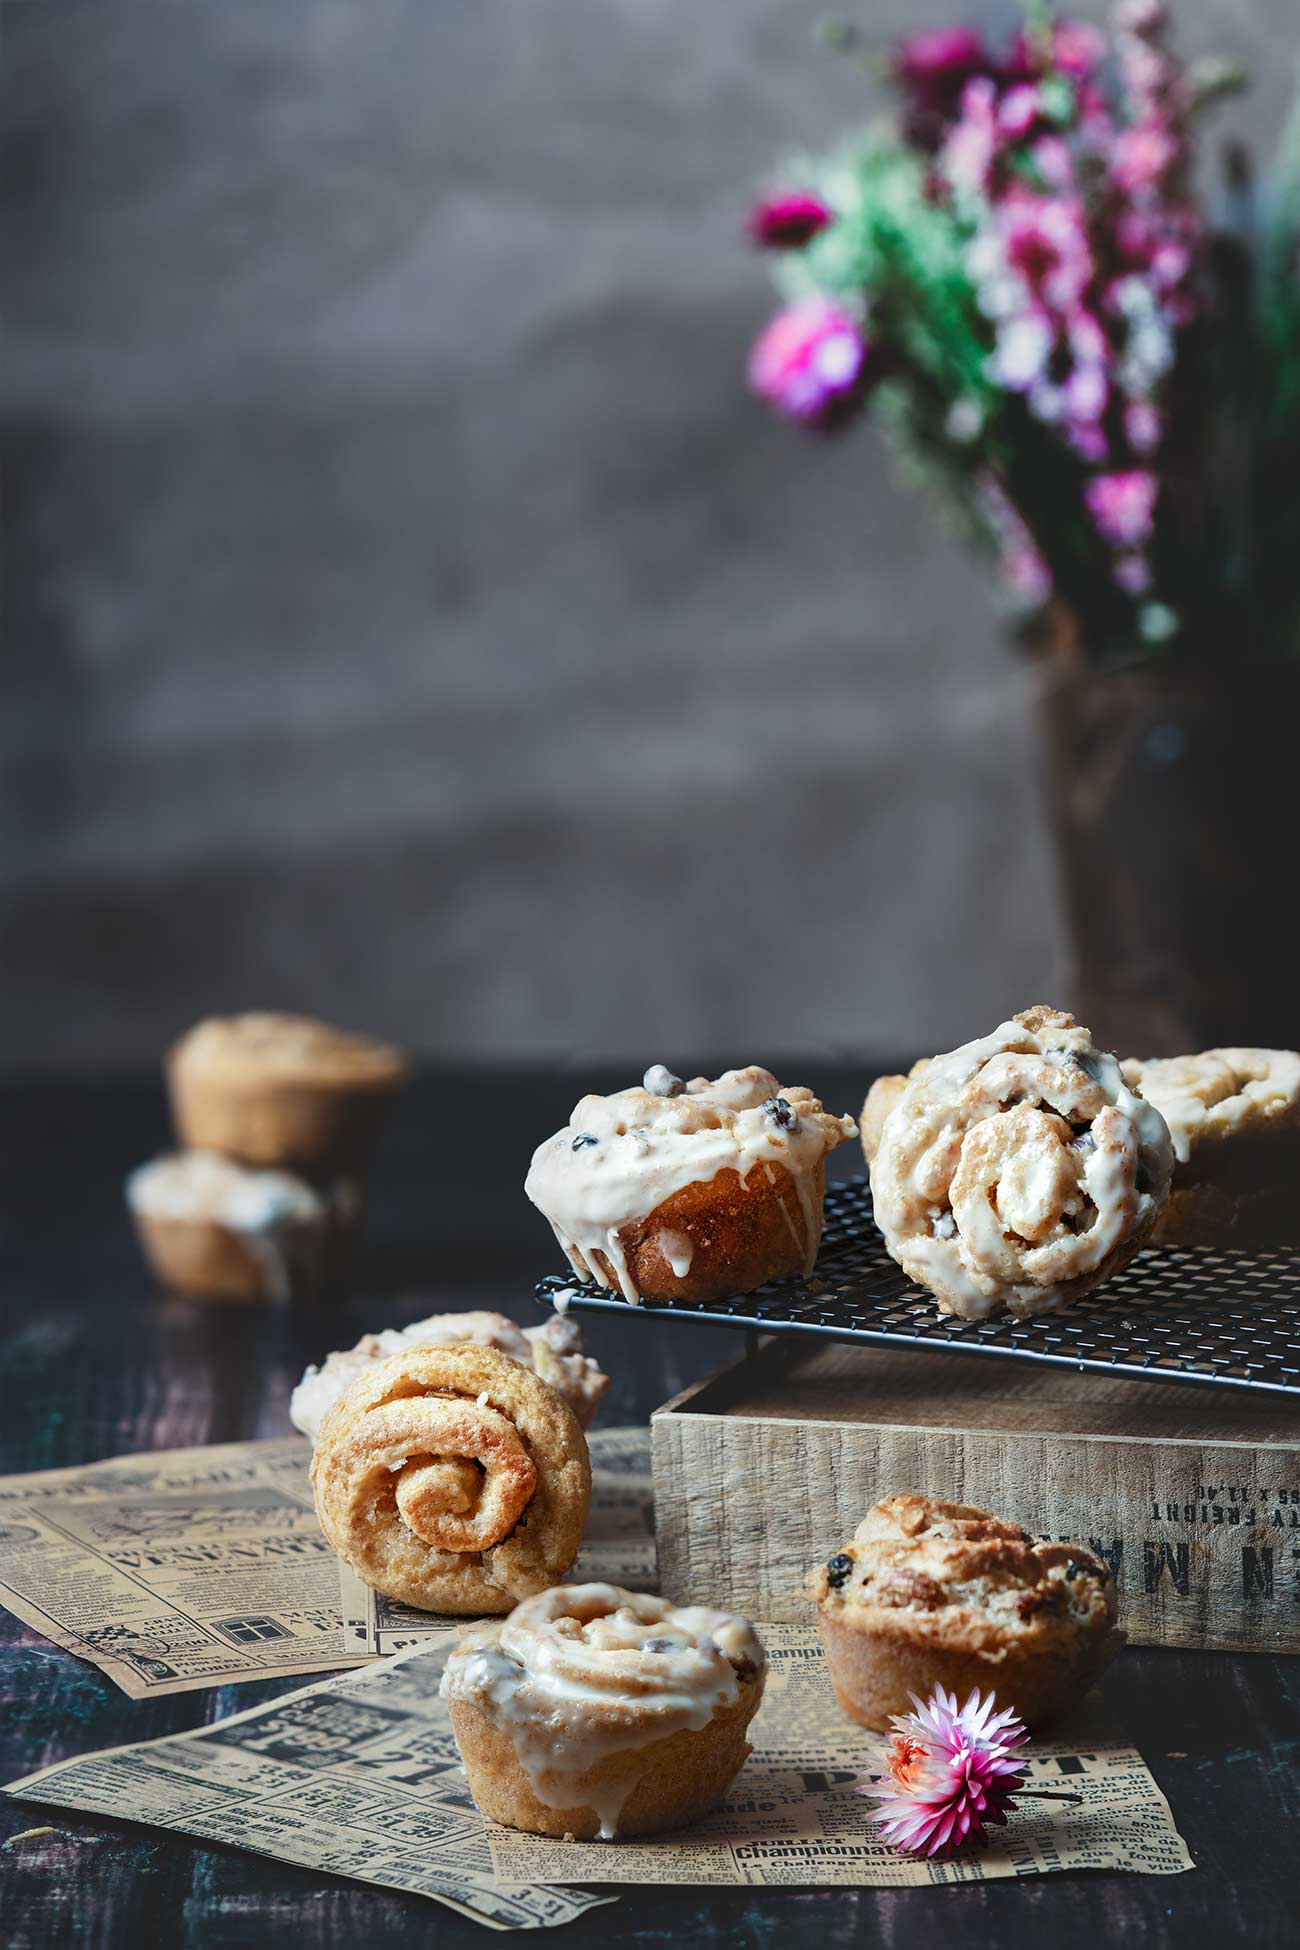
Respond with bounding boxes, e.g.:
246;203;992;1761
525;1065;858;1304
310;1344;590;1613
441;1583;766;1839
870;1007;1173;1319
1120;1047;1300;1247
290;1308;608;1438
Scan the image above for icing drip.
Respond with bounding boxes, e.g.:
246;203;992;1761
655;1230;695;1278
524;1067;857;1304
442;1583;765;1838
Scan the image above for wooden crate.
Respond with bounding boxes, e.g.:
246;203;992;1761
651;1339;1300;1653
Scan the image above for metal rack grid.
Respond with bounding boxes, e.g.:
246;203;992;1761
536;1176;1300;1399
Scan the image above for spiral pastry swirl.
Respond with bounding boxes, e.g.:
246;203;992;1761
870;1007;1173;1319
442;1583;766;1838
310;1343;591;1613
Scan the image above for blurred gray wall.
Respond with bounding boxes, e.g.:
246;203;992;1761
3;1;1293;1070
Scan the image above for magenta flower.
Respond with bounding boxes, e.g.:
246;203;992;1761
748;300;867;427
1114;0;1167;36
1124;399;1162;452
999;193;1092;311
1086;468;1157;546
746;190;832;250
1111;122;1179;195
860;1687;1029;1858
894;26;994;150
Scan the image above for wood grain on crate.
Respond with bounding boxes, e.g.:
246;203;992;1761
652;1341;1300;1652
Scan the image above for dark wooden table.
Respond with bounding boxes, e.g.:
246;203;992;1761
2;1068;1297;1948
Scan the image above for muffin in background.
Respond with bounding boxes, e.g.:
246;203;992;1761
168;1011;407;1172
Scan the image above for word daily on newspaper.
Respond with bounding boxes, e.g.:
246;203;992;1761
7;1625;1190;1932
0;1428;655;1695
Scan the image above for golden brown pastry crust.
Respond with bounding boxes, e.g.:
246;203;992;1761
1120;1048;1300;1248
168;1012;407;1170
127;1152;355;1302
311;1344;590;1614
447;1683;762;1841
813;1493;1122;1731
442;1583;766;1839
860;1060;930;1167
577;1160;827;1305
870;1007;1173;1318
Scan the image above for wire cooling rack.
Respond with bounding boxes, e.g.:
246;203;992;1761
536;1176;1300;1399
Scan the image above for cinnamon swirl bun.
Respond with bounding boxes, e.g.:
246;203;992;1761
869;1007;1173;1319
310;1344;590;1614
442;1582;766;1838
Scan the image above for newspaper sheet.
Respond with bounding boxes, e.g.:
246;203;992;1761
7;1622;1190;1922
5;1641;611;1931
487;1623;1194;1889
339;1426;656;1656
0;1428;654;1693
0;1437;363;1698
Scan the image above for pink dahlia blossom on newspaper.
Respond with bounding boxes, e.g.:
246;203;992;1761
748;299;868;426
747;190;832;249
860;1686;1029;1858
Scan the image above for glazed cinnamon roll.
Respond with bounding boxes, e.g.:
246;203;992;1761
310;1344;590;1613
441;1583;766;1839
870;1007;1173;1319
525;1065;857;1305
1120;1046;1300;1247
290;1308;608;1437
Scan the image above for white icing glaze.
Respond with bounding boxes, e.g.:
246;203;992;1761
127;1150;329;1302
1122;1047;1300;1164
870;1013;1174;1319
290;1308;606;1439
441;1583;765;1838
524;1067;857;1304
655;1230;695;1278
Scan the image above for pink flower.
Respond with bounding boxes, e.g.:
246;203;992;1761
894;26;993;149
999;193;1092;311
1086;468;1157;546
941;75;1001;193
999;84;1042;142
1111;122;1179;195
746;190;832;250
1009;18;1104;80
1114;0;1167;37
1114;550;1152;593
1051;19;1106;76
1124;399;1162;452
1032;135;1075;190
895;24;988;90
860;1688;1029;1858
748;300;868;427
